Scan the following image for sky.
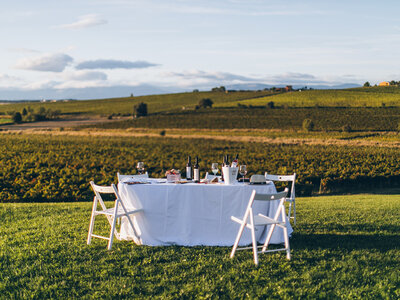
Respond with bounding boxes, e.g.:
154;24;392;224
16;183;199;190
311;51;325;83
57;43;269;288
1;0;400;99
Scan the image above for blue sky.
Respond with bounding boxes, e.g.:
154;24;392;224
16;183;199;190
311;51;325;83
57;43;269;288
1;0;400;99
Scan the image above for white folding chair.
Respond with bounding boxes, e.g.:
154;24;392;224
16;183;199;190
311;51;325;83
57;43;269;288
265;173;296;225
87;181;143;250
230;188;290;265
117;172;149;182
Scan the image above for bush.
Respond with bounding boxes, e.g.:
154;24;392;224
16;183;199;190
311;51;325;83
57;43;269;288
12;112;22;123
302;119;314;132
266;101;275;109
108;115;113;120
133;102;148;118
160;130;166;136
198;98;213;108
342;124;352;133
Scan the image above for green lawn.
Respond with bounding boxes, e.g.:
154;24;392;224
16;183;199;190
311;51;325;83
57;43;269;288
1;194;399;298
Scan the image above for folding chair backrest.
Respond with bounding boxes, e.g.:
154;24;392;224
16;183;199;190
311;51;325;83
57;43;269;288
253;190;288;201
90;181;120;205
265;173;296;200
245;188;288;214
117;172;149;182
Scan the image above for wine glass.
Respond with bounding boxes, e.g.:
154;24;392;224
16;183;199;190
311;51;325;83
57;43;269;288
137;161;145;174
211;163;219;176
239;165;247;182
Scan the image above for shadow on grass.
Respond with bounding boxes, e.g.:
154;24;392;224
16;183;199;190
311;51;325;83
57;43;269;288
291;232;400;251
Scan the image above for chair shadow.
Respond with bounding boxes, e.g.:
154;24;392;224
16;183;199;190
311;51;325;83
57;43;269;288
291;232;400;251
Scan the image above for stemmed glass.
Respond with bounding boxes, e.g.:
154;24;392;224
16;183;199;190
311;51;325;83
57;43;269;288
137;161;145;174
239;165;247;182
211;163;219;176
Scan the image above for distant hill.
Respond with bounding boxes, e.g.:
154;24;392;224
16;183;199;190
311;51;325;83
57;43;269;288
0;83;361;101
226;83;361;90
0;85;182;101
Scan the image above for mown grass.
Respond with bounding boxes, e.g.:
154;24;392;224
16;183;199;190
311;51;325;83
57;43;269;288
219;89;400;108
1;194;399;298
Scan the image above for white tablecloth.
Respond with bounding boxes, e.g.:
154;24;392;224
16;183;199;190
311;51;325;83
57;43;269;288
118;180;293;246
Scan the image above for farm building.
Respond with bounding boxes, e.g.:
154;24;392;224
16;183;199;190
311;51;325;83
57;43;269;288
379;81;390;86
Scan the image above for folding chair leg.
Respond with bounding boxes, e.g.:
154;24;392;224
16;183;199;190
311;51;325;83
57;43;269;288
288;202;292;220
107;216;118;250
87;199;98;245
87;214;95;245
250;226;258;266
283;226;291;260
261;224;276;252
125;215;141;245
293;200;296;225
230;218;247;258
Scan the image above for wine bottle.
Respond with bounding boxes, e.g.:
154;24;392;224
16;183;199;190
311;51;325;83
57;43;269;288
226;155;230;167
186;156;192;180
221;155;225;181
193;156;200;182
231;154;239;168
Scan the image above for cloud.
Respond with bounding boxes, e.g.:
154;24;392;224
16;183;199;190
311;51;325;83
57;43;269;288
0;73;21;82
22;80;59;90
75;59;159;70
9;48;40;54
64;70;108;81
163;69;358;88
168;70;258;82
59;14;107;29
15;53;73;72
0;73;24;88
271;72;317;82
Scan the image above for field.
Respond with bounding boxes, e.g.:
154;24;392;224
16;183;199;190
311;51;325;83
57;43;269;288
1;87;400;119
0;91;271;116
1;195;399;298
221;89;400;108
0;117;12;124
86;107;400;132
2;87;400;298
1;133;400;203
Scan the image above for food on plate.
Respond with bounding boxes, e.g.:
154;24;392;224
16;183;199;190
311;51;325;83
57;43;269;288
165;169;180;176
211;177;219;183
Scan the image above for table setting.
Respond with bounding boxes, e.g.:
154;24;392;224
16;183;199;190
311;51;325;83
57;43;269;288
117;156;293;246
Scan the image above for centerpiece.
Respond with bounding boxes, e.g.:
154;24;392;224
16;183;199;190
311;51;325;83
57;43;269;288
166;169;181;182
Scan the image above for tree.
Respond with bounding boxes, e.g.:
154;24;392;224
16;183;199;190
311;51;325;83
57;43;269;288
22;108;28;116
12;112;22;123
302;119;314;132
211;86;226;92
130;93;134;97
363;82;371;87
133;102;148;117
198;98;213;108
